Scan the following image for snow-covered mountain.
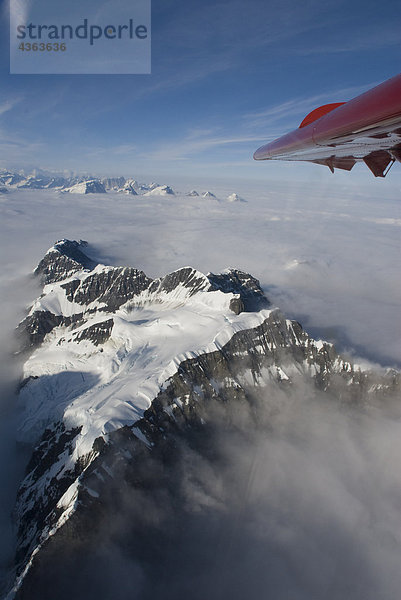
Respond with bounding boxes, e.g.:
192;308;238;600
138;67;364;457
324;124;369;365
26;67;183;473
0;170;25;186
16;176;67;190
227;192;245;202
7;239;399;599
63;180;107;195
129;179;154;193
122;180;138;194
0;170;80;190
144;184;175;196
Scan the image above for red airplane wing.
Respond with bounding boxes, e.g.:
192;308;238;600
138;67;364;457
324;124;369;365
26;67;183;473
253;73;401;177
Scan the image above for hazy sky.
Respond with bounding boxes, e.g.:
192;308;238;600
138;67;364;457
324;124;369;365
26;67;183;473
1;0;401;180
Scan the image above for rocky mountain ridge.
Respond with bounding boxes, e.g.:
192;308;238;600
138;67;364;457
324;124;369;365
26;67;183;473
5;239;399;599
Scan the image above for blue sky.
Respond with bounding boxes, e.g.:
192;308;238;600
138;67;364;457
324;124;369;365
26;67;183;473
1;0;400;181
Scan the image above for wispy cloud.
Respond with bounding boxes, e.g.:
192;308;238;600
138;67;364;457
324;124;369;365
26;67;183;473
0;98;22;117
85;144;138;158
296;29;401;56
140;129;269;162
0;127;45;166
242;82;375;131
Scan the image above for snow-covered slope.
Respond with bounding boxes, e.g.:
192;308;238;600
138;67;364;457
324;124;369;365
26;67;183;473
63;180;107;194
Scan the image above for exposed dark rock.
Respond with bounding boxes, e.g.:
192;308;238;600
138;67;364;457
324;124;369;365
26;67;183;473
208;269;270;312
14;423;83;569
72;267;152;310
102;177;126;190
22;424;82;485
72;319;114;346
229;297;244;315
16;311;84;352
34;240;97;284
61;278;81;301
148;267;209;296
45;177;68;189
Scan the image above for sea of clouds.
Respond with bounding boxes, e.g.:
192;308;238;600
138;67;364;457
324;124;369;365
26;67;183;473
0;175;400;598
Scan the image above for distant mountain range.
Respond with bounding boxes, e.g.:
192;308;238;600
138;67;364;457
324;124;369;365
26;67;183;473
0;169;243;201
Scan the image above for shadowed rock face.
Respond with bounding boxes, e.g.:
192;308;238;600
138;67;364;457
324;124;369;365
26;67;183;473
71;318;115;346
71;267;152;310
16;311;84;351
148;267;210;296
101;177;126;190
208;270;270;312
8;240;399;600
34;240;97;284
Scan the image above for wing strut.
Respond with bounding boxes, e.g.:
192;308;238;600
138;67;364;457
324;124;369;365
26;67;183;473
363;151;394;177
383;159;395;177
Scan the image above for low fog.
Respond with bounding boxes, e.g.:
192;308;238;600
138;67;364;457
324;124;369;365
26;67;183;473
15;383;401;600
0;274;41;598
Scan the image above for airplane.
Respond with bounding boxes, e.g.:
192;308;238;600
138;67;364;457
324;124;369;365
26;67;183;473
253;72;401;177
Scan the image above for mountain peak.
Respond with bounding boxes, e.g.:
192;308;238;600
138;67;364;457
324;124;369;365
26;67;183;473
64;179;106;194
144;184;175;196
208;269;270;312
35;239;97;284
227;192;245;202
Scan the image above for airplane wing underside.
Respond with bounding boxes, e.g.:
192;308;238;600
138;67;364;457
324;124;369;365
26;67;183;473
254;73;401;177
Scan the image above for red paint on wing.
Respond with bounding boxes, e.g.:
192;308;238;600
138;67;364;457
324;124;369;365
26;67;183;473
299;103;346;128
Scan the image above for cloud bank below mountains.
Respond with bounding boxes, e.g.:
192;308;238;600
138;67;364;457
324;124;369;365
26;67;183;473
0;176;399;597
